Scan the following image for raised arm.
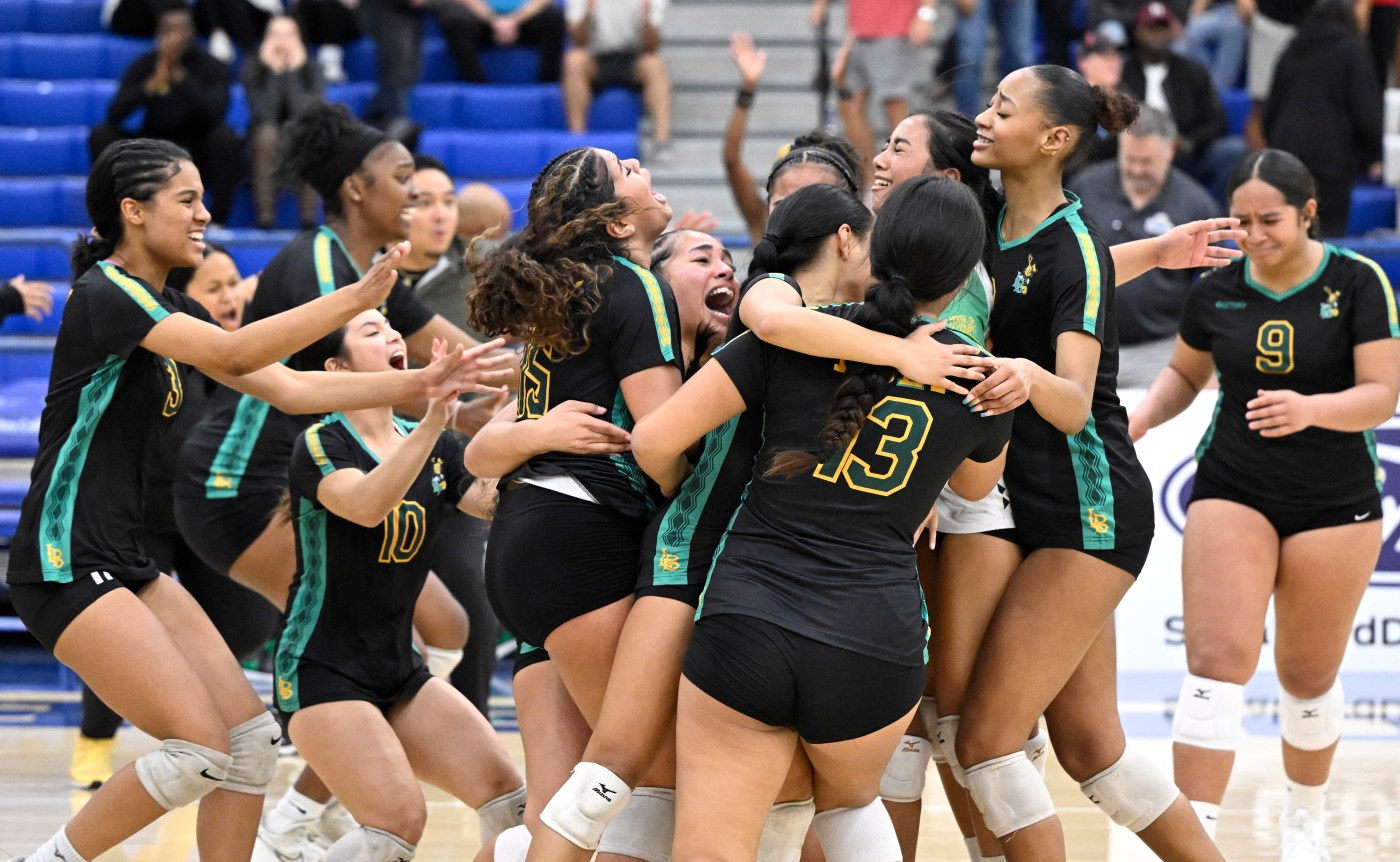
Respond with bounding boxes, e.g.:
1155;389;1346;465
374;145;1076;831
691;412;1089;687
632;358;746;495
1110;218;1245;286
141;244;407;376
725;33;769;245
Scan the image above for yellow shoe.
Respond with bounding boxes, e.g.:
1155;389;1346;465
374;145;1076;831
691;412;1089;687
69;735;116;790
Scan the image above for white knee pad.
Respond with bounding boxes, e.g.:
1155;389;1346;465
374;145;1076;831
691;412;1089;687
493;824;532;862
920;697;947;765
1280;681;1345;752
879;735;934;803
1024;725;1049;778
322;825;417;862
964;752;1056;839
135;738;233;810
934;715;965;787
1078;748;1179;833
596;787;675;862
1172;674;1246;752
540;761;633;850
424;646;464;680
758;797;815;862
811;799;902;862
476;785;527;846
225;712;280;795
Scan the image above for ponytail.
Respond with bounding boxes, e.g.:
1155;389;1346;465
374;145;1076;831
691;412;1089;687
1027;65;1140;171
746;183;871;282
73;138;190;280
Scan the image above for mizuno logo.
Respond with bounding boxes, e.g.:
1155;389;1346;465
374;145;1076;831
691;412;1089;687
593;783;617;802
901;740;921;753
1303;708;1320;718
1194;689;1211;700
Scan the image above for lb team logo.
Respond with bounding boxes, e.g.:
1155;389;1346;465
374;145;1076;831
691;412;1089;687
1160;414;1400;587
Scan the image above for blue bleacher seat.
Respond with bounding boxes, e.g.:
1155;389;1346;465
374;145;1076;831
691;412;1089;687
0;480;27;507
1348;184;1397;235
0;347;51;379
0;179;60;226
0;0;33;33
217;230;298;275
0;282;66;335
0;509;20;541
344;38;541;86
0;230;72;280
30;0;104;34
412;84;463;126
0;126;87;175
0;35;16;76
6;34;147;80
54;175;86;224
492;179;531;231
589;89;642;131
0;79;115;126
454;85;553;129
326;82;373;117
0;375;45;458
1221;88;1249;137
421;129;547;179
227;84;248;134
478;47;539;85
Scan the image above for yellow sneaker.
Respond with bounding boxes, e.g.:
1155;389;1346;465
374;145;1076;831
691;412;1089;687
69;735;116;790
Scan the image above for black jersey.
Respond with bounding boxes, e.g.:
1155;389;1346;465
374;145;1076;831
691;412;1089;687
9;263;214;585
988;193;1153;550
510;256;682;519
699;305;1013;666
179;227;436;502
276;414;471;712
1181;244;1400;501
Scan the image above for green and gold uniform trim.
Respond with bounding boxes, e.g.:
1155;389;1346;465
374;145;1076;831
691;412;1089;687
1067;412;1117;548
1333;245;1400;337
97;261;171;323
1064;210;1102;333
276;500;328;712
1365;429;1383;492
995;192;1084;251
612;255;674;363
315;226;363;294
1195;373;1225;461
652;416;740;586
1243;244;1331;302
608;390;650;506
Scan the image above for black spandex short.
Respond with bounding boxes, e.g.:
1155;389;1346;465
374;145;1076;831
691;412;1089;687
1190;470;1382;538
635;581;706;607
173;480;282;574
277;660;432;736
683;613;925;744
484;482;644;649
593;50;640;90
512;642;551;677
9;570;160;652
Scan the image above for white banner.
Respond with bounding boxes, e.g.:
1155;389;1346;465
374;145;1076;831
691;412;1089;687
1117;390;1400;692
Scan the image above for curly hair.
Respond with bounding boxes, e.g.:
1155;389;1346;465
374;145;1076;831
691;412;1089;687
276;101;389;217
468;148;633;356
766;177;986;476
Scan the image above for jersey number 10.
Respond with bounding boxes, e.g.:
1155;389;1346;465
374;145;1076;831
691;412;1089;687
813;396;933;496
379;500;428;564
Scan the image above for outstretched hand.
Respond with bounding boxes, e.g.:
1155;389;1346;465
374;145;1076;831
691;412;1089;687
729;32;767;88
1156;217;1246;270
349;241;410;309
421;337;511;399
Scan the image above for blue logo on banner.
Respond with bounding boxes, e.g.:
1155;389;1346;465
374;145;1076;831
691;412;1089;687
1160;417;1400;587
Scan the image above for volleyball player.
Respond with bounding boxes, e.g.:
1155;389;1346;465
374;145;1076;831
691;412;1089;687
936;67;1221;862
726;123;865;244
5;138;496;862
1130;149;1400;860
277;312;525;862
631;175;1008;862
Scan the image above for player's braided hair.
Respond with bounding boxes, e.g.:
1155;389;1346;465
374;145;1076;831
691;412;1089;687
766;176;986;477
469;148;633;356
73;138;190;279
747;183;872;283
766;129;861;197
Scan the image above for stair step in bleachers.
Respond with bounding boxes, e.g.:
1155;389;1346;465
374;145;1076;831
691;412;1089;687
0;0;104;34
0;376;45;458
0;126;87;175
421;129;639;179
0;177;85;227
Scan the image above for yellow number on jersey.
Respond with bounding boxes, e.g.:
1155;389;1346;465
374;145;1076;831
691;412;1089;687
1255;320;1295;374
812;396;934;496
378;500;428;564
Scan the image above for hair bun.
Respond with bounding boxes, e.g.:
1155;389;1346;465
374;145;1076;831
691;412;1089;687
1091;86;1140;134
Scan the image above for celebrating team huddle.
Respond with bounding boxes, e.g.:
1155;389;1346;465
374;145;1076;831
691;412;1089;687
7;61;1397;862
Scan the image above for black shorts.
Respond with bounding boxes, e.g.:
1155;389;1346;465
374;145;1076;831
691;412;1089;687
594;50;640;90
1190;469;1381;538
683;613;924;744
277;660;433;735
9;569;160;652
512;641;551;677
484;483;643;648
173;479;282;574
1011;537;1152;578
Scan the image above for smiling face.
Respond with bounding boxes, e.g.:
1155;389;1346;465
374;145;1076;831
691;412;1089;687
972;69;1059;173
1230;177;1315;271
125;159;211;270
600;149;672;241
660;231;738;343
326;309;408;373
350;141;418;245
872;117;936;213
184;251;244;330
408;167;458;262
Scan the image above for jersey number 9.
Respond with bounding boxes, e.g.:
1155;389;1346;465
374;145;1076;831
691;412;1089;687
1255;320;1295;375
813;396;933;496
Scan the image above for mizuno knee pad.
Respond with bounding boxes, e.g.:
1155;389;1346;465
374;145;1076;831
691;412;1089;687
811;800;901;862
476;785;527;846
1172;673;1246;752
965;752;1056;839
1078;748;1179;833
540;762;632;850
1280;681;1344;752
879;735;934;803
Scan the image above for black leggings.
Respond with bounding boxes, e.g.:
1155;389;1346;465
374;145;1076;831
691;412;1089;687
428;508;500;716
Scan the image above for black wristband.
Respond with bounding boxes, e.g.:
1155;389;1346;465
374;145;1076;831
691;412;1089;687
736;88;755;109
836;87;854;101
0;282;24;319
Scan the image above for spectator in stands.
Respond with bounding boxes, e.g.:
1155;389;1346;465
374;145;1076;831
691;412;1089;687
562;0;672;159
243;15;325;229
1069;107;1221;386
1074;25;1128;170
1177;0;1249;91
102;0;184;38
1363;0;1399;88
457;181;514;242
89;9;241;224
357;0;427;141
437;0;567;83
1264;0;1382;235
1120;1;1247;202
0;275;53;324
950;0;1035;117
293;0;362;83
808;0;936;169
1242;0;1317;148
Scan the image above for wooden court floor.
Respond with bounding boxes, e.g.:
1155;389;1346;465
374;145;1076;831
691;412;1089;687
1;729;1397;861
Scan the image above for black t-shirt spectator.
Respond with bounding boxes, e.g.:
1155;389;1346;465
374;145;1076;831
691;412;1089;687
106;45;231;142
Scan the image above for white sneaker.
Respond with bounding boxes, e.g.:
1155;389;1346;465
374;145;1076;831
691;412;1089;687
254;813;321;862
318;44;347;84
209;28;235;63
1280;810;1330;862
309;800;358;849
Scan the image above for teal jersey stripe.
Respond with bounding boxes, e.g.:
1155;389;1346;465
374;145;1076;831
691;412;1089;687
1365;429;1383;492
205;393;273;498
97;261;170;323
696;414;763;618
1243;243;1331;302
1334;245;1400;337
608;390;649;504
1195;379;1224;461
612;255;675;362
315;226;362;295
1066;412;1117;548
1064;210;1103;333
39;355;126;582
276;500;329;713
653;416;739;586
